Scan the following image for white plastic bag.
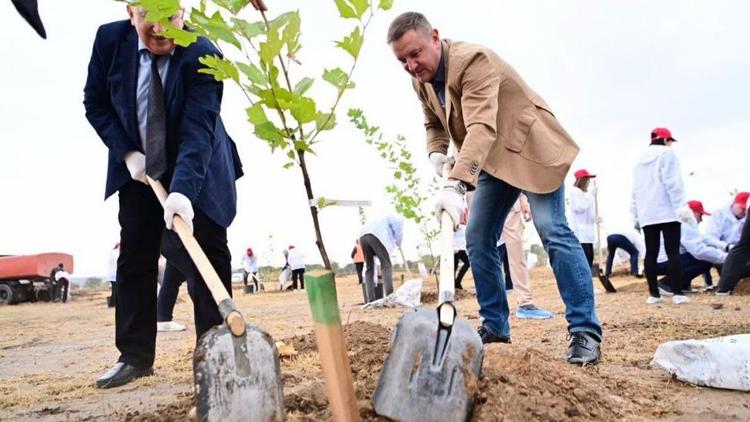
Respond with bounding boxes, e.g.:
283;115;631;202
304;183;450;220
363;278;423;309
651;333;750;391
278;267;292;290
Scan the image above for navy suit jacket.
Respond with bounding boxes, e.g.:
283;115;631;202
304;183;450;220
83;20;243;228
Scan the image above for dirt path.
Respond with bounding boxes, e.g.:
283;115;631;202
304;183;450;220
1;269;749;421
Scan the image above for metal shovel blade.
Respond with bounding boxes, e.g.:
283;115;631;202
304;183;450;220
373;307;484;422
194;323;284;422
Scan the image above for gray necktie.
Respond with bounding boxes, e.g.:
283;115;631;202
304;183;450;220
145;53;167;179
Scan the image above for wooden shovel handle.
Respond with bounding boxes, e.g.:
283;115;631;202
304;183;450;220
147;176;246;336
438;162;457;326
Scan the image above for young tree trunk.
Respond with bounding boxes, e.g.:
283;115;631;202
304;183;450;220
298;150;332;270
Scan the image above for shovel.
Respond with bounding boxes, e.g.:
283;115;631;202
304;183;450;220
147;177;284;421
592;179;616;293
373;163;484;421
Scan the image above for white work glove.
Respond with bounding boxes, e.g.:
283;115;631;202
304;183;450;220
123;151;148;185
676;206;694;224
164;192;194;233
428;152;455;177
434;183;465;230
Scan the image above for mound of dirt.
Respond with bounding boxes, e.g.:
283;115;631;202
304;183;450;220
473;348;673;421
732;277;750;295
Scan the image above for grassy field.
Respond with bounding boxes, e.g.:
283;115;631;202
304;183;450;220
1;268;749;421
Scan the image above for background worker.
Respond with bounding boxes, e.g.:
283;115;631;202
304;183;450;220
502;195;554;319
569;169;597;271
656;200;727;295
717;196;750;295
287;245;306;290
359;214;404;303
241;247;259;291
631;127;689;305
156;263;187;332
351;239;365;284
605;226;645;278
106;243;120;308
702;192;749;288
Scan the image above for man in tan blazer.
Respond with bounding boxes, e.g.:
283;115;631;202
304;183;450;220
388;12;601;365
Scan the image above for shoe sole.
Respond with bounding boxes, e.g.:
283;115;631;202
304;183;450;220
516;313;554;320
567;356;600;366
658;287;674;296
96;368;154;389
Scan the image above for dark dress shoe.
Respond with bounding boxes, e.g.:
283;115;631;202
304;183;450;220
566;332;601;365
96;362;153;389
477;325;511;344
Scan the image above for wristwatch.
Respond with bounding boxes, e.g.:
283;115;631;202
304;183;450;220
444;179;468;195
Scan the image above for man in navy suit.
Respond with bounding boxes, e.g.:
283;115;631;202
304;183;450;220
84;5;243;388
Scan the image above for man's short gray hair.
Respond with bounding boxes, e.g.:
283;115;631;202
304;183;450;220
387;12;432;44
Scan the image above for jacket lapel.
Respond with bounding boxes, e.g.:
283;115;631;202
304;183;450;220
113;29;140;148
164;45;183;109
442;40;455;140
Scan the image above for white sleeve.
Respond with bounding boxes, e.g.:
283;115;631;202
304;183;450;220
570;189;593;213
682;225;727;264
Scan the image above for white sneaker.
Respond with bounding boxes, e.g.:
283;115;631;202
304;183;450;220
715;291;730;297
157;321;187;332
672;295;690;305
646;296;662;304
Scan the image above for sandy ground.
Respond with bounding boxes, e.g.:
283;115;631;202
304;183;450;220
1;267;749;421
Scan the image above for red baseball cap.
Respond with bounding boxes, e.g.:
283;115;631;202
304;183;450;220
651;127;677;142
574;169;596;179
734;192;750;209
687;200;711;216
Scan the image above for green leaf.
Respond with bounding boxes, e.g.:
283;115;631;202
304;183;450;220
270;11;296;30
283;162;295;169
316;112;336;131
237;62;267;86
161;25;199;47
335;26;363;59
254;121;285;147
232;17;266;40
282;11;301;56
349;0;369;18
322;67;355;90
378;0;394;11
259;27;283;64
290;96;317;124
333;0;357;19
246;103;268;125
293;77;314;95
198;55;239;83
190;9;242;49
212;0;249;14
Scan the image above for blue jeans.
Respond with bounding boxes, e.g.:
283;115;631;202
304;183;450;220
655;253;712;291
466;172;602;340
606;234;640;276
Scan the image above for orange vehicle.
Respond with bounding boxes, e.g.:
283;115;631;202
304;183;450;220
0;253;74;305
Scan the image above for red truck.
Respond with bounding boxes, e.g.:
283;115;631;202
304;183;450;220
0;253;74;305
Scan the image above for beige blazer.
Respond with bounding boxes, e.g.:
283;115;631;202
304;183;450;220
412;39;579;193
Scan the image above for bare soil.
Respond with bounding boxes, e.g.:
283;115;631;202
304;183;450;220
2;268;749;421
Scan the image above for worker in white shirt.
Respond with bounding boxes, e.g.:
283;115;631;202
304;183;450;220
717;196;750;295
53;263;72;303
106;243;120;308
631;127;689;304
286;245;306;290
359;214;404;303
605;227;644;277
453;223;470;290
241;247;259;291
569;169;597;271
706;192;749;250
655;200;727;297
